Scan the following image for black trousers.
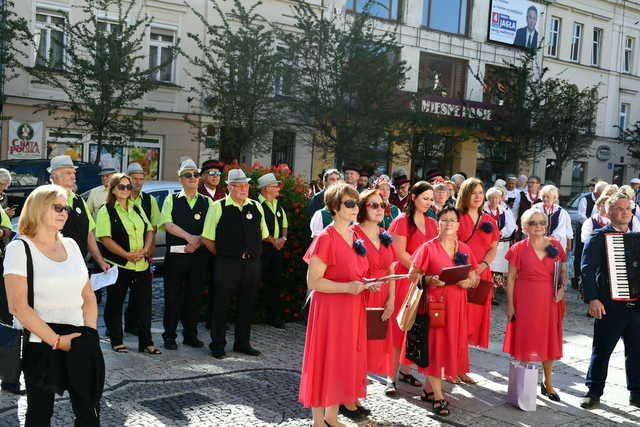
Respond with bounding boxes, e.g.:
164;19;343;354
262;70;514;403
24;343;100;427
261;243;284;323
586;302;640;397
163;252;205;340
205;252;216;328
210;256;260;350
104;268;153;348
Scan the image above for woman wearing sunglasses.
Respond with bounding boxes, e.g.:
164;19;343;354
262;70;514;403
388;181;438;390
95;173;159;355
300;183;374;427
504;208;567;403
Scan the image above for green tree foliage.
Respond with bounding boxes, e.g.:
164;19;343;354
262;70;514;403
619;122;640;166
25;0;176;164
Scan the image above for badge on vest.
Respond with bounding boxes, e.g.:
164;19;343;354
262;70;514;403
194;213;201;220
276;211;281;217
246;213;253;220
75;207;82;214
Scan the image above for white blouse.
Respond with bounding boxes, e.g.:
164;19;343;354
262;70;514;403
483;202;517;239
3;237;89;343
531;202;574;251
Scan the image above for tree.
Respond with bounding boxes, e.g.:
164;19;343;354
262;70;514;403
279;1;410;165
619;121;640;166
24;0;176;165
186;0;285;164
0;0;31;115
533;79;600;186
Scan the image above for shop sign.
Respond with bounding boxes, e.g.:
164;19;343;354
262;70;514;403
595;145;611;161
420;96;494;122
8;120;44;159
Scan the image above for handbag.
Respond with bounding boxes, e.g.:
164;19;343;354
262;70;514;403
405;294;429;368
427;295;445;328
507;360;539;411
467;279;493;305
396;279;423;332
0;239;34;383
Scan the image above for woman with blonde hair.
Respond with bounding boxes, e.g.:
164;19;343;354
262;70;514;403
4;184;103;426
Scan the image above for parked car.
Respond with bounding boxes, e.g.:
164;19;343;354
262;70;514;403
563;192;586;234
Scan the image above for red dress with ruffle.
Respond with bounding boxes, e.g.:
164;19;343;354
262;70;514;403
458;212;500;348
503;239;566;362
352;225;396;377
388;213;438;348
298;226;370;408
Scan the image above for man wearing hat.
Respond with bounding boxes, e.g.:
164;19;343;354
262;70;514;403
48;155;109;272
307;168;341;216
159;159;213;350
390;168;410;211
357;169;370;192
630;178;640;205
199;159;226;202
201;169;269;358
87;165;118;217
343;165;360;188
257;172;288;329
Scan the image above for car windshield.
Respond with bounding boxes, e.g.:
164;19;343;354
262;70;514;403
9;165;43;186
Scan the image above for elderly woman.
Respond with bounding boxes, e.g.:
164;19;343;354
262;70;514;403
300;183;374;427
433;183;452;214
3;185;103;426
373;176;400;229
581;195;610;244
484;187;516;303
0;168;15;218
408;206;479;417
389;181;438;389
504;208;568;402
96;173;158;355
531;185;573;252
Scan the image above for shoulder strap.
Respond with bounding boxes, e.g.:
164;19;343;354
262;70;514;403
463;213;482;244
132;205;149;233
17;239;34;308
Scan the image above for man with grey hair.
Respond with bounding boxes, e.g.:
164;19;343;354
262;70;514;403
308;168;341;216
87;165;118;217
581;192;640;409
450;173;465;198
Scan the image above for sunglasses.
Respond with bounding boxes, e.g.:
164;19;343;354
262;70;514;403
180;172;201;179
527;220;547;226
365;202;388;209
342;199;358;208
205;171;222;176
52;203;72;214
116;184;133;191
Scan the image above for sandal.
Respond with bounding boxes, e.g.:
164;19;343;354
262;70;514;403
421;390;435;403
112;345;128;353
399;372;422;387
384;381;397;396
139;346;162;355
432;399;450;416
459;374;477;384
445;376;462;384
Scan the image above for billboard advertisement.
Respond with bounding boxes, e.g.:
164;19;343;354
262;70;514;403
489;0;543;48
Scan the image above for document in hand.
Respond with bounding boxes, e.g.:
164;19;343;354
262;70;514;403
90;267;119;291
439;264;471;284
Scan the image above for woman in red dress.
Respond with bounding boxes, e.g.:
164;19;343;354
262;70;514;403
389;181;438;391
504;208;567;402
408;206;479;416
352;190;396;394
456;178;499;383
300;183;375;427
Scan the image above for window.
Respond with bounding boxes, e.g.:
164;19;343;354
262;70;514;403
422;0;468;36
347;0;401;21
275;46;293;96
571;161;586;196
418;52;467;98
149;30;176;83
592;27;603;66
619;103;630;137
547;17;561;57
271;130;295;168
613;165;625;186
544;159;557;184
35;11;65;69
624;36;634;73
483;64;513;106
570;23;583;62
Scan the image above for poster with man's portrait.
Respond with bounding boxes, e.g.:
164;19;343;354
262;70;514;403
489;0;543;49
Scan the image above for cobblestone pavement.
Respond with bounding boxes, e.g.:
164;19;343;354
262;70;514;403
1;279;640;426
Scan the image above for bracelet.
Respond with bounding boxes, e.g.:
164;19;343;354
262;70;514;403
52;335;61;350
480;261;489;267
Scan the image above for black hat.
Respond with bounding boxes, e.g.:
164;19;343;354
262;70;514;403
200;159;223;174
392;168;409;186
425;169;444;182
360;169;370;177
343;164;360;174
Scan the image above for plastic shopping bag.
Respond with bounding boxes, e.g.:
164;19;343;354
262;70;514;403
507;360;538;411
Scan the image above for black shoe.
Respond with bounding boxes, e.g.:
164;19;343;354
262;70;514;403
491;299;499;306
210;344;226;359
540;384;561;402
163;338;178;350
580;393;600;409
631;394;640;408
233;346;261;356
183;337;204;348
338;405;364;421
124;326;138;336
267;320;286;329
357;405;371;416
1;383;24;395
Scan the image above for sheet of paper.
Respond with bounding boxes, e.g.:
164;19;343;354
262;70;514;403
363;273;409;286
170;245;186;253
90;266;119;291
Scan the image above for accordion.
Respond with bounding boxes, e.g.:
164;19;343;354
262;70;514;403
604;233;640;301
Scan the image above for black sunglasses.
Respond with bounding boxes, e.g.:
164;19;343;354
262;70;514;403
52;203;72;214
366;202;388;209
342;199;358;208
116;184;133;191
180;172;201;179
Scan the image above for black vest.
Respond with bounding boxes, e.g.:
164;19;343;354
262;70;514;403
139;192;153;223
584;193;596;220
99;203;147;266
166;194;209;249
261;198;285;238
517;191;541;225
215;198;263;258
61;194;90;257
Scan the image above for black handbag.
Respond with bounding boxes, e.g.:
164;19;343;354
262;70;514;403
405;294;429;368
0;239;34;383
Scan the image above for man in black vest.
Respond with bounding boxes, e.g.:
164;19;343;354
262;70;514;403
257;172;288;329
512;175;542;240
160;159;213;350
573;179;605;290
580;193;640;409
202;169;269;359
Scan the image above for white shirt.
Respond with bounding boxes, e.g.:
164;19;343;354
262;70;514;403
310;209;326;238
203;185;219;199
86;185;108;217
483;202;517;239
3;237;89;343
577;193;597;223
581;214;610;243
531;202;574;251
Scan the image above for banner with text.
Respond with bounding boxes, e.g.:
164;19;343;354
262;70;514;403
489;0;543;48
8;120;44;159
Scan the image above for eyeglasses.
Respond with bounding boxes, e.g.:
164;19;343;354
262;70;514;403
205;171;222;176
52;203;71;214
439;219;458;223
365;202;387;209
180;172;200;179
116;184;133;191
342;199;357;208
527;220;547;226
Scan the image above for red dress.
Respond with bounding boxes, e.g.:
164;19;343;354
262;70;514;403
352;225;396;377
458;212;499;348
503;239;566;362
406;239;478;377
388;213;438;348
299;226;370;408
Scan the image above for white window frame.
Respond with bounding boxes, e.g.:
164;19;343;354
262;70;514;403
570;22;583;63
592;27;602;66
149;28;176;83
620;103;630;137
624;36;634;73
547;16;561;58
34;9;67;69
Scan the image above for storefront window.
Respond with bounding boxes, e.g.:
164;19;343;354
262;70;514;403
571;161;586;196
476;140;510;185
127;144;160;180
422;0;468;36
89;144;124;172
418;52;467;99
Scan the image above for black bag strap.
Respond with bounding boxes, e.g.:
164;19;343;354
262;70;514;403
463;212;482;244
16;239;34;309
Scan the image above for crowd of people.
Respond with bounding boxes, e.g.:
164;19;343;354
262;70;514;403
301;165;640;426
